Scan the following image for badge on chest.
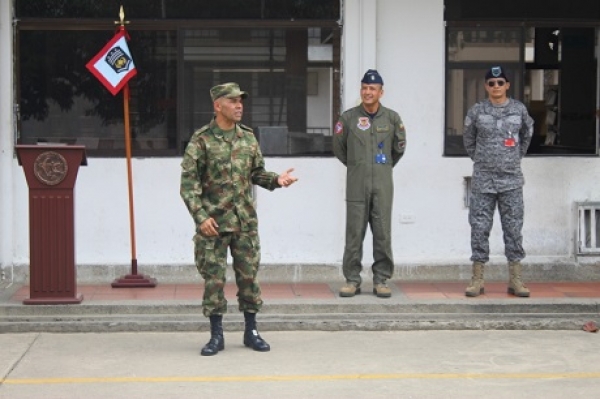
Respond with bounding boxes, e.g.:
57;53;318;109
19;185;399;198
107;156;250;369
357;117;371;131
504;130;517;147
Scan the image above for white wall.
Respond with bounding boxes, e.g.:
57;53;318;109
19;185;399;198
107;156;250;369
0;0;14;277
4;1;600;281
10;157;347;267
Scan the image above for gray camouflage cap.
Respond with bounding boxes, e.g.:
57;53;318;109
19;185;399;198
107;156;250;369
210;82;249;102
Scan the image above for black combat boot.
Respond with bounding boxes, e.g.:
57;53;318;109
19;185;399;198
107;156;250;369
200;315;224;356
243;311;270;352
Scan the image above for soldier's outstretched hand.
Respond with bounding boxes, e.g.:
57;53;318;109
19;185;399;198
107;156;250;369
277;168;298;188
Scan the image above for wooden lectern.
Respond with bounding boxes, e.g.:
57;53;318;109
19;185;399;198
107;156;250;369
16;145;87;304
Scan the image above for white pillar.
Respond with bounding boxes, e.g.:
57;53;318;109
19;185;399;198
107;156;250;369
0;0;14;276
342;0;378;109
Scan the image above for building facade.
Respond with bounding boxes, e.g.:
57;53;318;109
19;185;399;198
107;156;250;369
1;0;599;283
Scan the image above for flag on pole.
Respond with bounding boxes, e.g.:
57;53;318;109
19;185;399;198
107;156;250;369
86;28;137;96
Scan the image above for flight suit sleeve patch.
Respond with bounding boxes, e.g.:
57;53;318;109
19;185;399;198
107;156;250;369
334;121;343;134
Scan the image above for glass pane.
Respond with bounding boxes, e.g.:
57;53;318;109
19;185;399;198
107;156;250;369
447;28;520;62
19;30;178;156
445;0;600;21
524;69;560;154
180;27;336;156
525;27;598;155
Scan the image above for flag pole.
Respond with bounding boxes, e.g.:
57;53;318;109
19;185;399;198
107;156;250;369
111;6;156;288
123;83;137;272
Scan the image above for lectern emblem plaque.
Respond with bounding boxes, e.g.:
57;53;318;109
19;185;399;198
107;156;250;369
34;151;68;186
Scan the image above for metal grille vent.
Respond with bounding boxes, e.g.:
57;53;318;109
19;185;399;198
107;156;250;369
577;203;600;254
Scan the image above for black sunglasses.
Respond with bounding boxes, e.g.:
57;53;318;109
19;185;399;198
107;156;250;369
487;80;506;87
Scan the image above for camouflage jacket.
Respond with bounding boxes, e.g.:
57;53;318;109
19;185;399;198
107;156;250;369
463;98;534;193
180;119;280;233
333;104;407;201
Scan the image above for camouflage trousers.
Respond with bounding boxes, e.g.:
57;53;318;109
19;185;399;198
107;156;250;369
194;231;262;317
469;188;525;263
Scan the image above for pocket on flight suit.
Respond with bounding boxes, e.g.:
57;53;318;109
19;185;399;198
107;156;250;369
193;233;216;278
346;165;366;202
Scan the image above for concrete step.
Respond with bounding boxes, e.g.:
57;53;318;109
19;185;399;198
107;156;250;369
1;300;599;333
1;300;599;316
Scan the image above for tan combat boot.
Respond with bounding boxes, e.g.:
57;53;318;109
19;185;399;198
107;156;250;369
339;283;361;297
507;261;530;297
373;283;392;298
465;261;485;297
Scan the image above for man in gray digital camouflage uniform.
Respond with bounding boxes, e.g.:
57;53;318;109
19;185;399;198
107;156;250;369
180;82;297;356
463;66;534;298
333;69;407;298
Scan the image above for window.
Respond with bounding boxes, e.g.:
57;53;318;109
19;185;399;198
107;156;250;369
444;0;600;156
19;30;178;156
179;27;339;156
15;0;341;157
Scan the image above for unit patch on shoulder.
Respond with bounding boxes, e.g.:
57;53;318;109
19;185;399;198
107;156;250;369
334;121;343;134
357;117;371;131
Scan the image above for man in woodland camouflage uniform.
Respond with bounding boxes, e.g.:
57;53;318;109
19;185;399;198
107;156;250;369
463;66;534;298
180;82;297;356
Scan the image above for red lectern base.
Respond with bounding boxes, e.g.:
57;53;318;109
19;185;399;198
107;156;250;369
111;274;157;288
23;294;83;305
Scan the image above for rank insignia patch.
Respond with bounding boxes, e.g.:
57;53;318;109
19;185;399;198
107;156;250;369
357;117;371;131
334;121;343;134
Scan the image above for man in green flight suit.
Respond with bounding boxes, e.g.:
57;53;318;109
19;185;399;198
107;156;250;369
333;69;407;298
180;82;298;356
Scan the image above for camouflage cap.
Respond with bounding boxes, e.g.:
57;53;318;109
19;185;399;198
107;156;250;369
210;82;249;102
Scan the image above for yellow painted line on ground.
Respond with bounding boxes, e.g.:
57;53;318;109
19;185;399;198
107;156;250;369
4;372;600;385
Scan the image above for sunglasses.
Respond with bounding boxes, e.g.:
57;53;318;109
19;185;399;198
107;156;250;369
487;80;506;87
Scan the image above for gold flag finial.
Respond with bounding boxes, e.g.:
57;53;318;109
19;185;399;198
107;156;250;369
115;5;129;26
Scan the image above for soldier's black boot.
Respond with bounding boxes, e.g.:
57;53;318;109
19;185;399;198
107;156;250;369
243;311;270;352
200;315;224;356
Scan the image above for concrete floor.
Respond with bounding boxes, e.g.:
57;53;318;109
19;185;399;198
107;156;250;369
2;330;600;398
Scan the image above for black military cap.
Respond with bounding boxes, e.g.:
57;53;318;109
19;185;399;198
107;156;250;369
485;66;509;82
361;69;384;85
